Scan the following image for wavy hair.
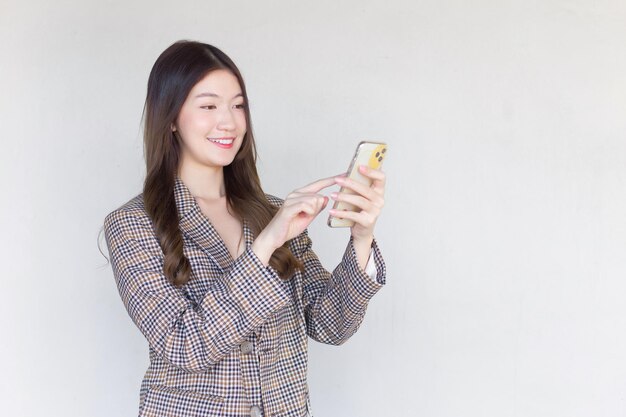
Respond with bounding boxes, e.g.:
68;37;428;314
143;40;301;286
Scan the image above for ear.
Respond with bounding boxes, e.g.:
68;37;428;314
170;123;177;132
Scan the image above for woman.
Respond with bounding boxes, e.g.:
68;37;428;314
104;40;386;417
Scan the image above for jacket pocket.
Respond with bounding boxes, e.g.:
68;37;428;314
139;384;224;417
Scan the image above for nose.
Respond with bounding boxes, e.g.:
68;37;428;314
216;107;236;131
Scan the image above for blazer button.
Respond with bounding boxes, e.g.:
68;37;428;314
250;405;262;417
240;341;254;355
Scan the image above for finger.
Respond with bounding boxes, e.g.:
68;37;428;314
358;165;386;193
284;194;328;209
334;176;379;201
296;177;336;194
330;192;373;213
283;195;328;215
328;208;377;228
283;200;317;217
321;196;329;210
296;173;347;194
286;191;328;201
358;165;386;182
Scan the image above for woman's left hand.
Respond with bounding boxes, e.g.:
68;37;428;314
329;165;386;244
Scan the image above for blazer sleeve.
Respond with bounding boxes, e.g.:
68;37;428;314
104;208;291;374
294;229;386;345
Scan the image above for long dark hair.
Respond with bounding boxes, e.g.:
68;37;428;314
143;40;301;286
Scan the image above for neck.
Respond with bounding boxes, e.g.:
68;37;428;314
178;160;226;200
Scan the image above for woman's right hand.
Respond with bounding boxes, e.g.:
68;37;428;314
251;175;339;265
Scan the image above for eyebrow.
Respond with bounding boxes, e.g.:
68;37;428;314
194;92;244;99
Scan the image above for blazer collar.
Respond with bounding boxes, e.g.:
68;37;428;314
174;177;253;271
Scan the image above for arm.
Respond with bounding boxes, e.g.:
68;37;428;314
104;208;291;373
300;164;387;344
295;230;386;345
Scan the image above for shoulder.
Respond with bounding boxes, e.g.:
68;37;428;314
103;193;152;236
103;194;165;269
264;193;284;208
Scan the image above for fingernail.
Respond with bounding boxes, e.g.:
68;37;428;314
330;192;338;200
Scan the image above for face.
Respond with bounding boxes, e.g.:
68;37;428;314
173;69;247;171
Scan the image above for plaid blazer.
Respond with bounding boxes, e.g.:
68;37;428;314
103;177;386;417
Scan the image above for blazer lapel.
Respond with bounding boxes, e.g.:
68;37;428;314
175;177;252;272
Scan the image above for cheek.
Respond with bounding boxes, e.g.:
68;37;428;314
176;111;193;135
236;112;247;131
179;110;215;134
193;114;216;131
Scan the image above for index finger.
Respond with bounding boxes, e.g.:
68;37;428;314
296;173;344;194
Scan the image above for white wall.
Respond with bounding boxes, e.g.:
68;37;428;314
1;1;625;416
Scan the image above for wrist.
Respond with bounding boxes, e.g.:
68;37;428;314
251;232;278;266
351;234;374;271
352;233;374;247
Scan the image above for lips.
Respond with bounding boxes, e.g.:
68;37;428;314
207;137;235;149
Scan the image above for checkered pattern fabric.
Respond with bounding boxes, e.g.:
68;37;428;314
103;177;386;417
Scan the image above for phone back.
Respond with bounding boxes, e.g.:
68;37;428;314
328;141;387;228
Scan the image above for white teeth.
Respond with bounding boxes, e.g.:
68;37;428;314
208;138;234;145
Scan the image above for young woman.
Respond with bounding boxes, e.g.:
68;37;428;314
104;40;386;417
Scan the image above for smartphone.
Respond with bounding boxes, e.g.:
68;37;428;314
327;141;388;228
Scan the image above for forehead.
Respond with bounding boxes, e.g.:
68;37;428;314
189;69;242;97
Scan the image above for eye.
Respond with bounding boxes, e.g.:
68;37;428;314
233;103;246;110
200;105;217;110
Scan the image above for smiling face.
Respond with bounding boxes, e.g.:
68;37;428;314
173;69;247;172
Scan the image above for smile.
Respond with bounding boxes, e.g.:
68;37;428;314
207;137;235;148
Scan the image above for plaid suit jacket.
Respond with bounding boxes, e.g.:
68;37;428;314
103;177;386;417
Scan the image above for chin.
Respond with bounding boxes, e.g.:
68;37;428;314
214;157;237;167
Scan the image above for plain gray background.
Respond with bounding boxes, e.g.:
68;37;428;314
1;1;625;416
